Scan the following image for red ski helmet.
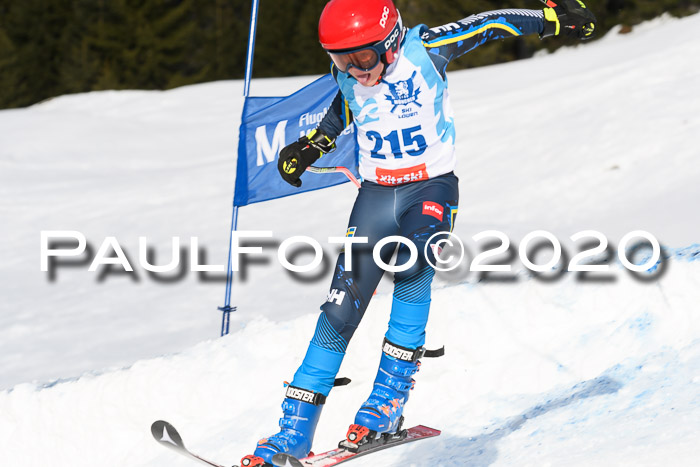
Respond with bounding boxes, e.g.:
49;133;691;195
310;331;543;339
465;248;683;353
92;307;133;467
319;0;403;73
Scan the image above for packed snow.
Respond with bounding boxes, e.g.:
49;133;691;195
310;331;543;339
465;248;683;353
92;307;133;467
1;13;699;467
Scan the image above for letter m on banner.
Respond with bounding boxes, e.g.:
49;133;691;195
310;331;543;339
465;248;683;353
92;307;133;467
234;74;358;207
255;121;287;166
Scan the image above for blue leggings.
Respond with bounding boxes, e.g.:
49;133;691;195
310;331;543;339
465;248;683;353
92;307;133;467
291;173;459;395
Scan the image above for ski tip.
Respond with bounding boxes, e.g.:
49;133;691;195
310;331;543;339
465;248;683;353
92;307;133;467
151;420;186;450
271;452;305;467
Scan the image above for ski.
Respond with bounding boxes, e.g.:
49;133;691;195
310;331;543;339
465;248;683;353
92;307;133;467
151;420;231;467
271;425;440;467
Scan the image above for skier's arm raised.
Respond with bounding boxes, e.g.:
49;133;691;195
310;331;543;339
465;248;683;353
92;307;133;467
421;1;596;77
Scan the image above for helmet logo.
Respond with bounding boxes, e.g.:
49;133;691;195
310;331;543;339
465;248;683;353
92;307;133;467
385;28;400;49
379;6;390;28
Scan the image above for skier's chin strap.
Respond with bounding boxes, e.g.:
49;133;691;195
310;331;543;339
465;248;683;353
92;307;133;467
382;337;445;363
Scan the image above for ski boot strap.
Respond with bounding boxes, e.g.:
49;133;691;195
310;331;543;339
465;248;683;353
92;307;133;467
281;377;351;407
333;377;352;387
284;385;327;406
382;338;445;363
284;377;350;389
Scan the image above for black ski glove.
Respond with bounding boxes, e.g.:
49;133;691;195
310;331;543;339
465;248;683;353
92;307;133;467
542;0;597;40
278;129;336;187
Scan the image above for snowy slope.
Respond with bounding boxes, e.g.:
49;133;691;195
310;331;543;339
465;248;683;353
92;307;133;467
1;13;700;467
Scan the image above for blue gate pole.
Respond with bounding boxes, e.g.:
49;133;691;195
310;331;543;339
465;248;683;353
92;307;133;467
219;0;261;336
219;205;239;336
243;0;260;99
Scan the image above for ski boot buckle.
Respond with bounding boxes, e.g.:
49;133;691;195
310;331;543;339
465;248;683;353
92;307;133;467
240;454;266;467
345;424;370;445
340;424;378;452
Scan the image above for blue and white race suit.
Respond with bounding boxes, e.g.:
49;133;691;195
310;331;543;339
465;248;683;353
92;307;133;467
292;9;546;396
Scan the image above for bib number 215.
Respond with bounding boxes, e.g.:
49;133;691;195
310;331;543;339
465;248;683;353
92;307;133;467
367;125;426;159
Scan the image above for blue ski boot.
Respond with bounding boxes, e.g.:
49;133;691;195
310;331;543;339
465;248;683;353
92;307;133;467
348;339;424;443
241;386;324;467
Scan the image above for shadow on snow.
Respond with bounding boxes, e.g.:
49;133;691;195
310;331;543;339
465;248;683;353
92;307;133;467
397;375;623;466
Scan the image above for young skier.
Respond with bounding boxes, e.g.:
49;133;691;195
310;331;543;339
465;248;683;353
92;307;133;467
242;1;595;465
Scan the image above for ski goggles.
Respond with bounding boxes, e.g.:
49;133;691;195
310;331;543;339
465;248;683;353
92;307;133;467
326;20;402;73
328;46;384;73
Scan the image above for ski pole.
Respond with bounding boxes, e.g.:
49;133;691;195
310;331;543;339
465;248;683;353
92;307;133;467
306;165;361;188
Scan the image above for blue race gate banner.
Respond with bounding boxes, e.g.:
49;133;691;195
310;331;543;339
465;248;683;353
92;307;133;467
234;74;358;207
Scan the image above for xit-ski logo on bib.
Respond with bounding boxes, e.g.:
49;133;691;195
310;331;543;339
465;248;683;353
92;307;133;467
422;201;443;221
385;70;421;114
376;163;428;186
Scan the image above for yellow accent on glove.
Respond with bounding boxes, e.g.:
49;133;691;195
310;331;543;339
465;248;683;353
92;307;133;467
283;158;298;174
544;7;561;36
305;129;336;156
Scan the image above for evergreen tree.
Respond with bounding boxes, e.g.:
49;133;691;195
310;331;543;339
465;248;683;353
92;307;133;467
0;0;699;109
0;0;72;108
205;0;249;81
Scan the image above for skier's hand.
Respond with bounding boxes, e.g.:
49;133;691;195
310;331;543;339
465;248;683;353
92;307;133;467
278;129;336;187
542;0;596;40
